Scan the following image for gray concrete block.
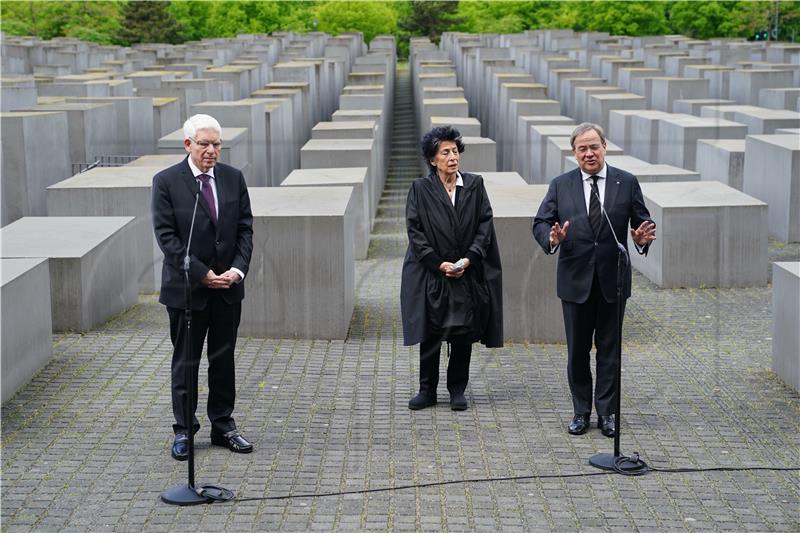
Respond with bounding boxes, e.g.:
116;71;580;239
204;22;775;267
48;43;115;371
1;111;72;226
657;115;747;170
1;76;37;111
559;77;607;117
730;69;795;105
460;137;497;173
587;92;647;130
742;134;800;242
618;67;663;92
632;181;767;288
300;138;378;221
772;262;800;391
673;98;736;116
529;125;578;184
152;97;181;145
25;103;117;166
759;88;800;111
650;77;710;112
573;86;622;124
65;96;155;156
38;81;110;98
700;104;800;134
429;116;481;137
516;115;574;183
241;187;355;339
483;183;564;343
126;154;185;167
1;258;52;403
281;167;370;259
0;216;139;331
696;139;746;190
480;172;527;188
46;165;163;293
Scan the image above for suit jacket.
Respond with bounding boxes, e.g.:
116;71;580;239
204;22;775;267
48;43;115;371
532;165;652;304
152;156;253;310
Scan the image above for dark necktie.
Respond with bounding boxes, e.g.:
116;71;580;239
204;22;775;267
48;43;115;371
197;174;217;225
589;175;602;235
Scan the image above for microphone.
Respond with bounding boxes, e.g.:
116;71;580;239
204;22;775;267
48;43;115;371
183;190;200;274
592;187;628;259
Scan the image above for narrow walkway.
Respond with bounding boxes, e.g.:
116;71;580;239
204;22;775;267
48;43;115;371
1;64;798;532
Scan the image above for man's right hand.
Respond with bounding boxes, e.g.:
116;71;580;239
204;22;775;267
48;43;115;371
201;270;233;289
549;220;570;247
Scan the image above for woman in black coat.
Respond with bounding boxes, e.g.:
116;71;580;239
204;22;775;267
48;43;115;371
401;126;503;411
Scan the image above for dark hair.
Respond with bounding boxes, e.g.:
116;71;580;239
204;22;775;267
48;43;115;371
421;125;465;169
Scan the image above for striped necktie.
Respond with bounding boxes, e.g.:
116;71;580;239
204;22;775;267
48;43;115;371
589;175;601;235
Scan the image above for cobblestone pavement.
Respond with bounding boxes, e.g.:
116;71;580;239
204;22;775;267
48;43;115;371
2;65;799;532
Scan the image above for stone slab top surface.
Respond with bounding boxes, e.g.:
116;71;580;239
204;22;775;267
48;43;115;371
152;97;178;106
195;99;261;108
462;136;497;146
313;121;377;130
127;154;185;167
281;167;369;186
31;102;113;111
697;138;747;151
160;127;247;144
530;125;578;135
773;261;800;276
587;155;698;175
746;134;800;150
1;216;135;258
344;85;385;91
775;128;800;135
479;172;527;187
302;138;374;151
484;184;549;217
423;98;468;105
1;257;49;286
0;111;65;118
265;82;310;89
248;186;353;217
48;166;166;189
661;115;744;128
430;116;481;124
641;181;767;208
590;93;646;101
501;82;547;89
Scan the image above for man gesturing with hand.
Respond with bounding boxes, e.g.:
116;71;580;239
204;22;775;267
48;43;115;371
533;123;655;438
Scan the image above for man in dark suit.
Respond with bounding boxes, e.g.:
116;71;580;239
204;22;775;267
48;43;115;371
152;114;254;460
533;123;656;437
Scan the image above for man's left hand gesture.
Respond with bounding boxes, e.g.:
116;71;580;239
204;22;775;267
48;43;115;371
631;221;656;247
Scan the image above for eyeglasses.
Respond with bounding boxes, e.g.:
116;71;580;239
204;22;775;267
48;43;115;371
190;137;222;150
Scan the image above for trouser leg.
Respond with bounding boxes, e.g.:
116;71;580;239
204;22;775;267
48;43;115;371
446;340;473;395
561;289;599;416
418;337;441;396
206;294;241;435
594;295;625;416
168;305;209;435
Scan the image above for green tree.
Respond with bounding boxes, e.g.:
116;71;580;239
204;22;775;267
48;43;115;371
313;1;397;43
582;1;670;35
398;0;462;42
118;0;183;45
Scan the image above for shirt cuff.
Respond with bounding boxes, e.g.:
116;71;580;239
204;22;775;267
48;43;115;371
549;243;560;254
634;241;645;255
231;267;245;283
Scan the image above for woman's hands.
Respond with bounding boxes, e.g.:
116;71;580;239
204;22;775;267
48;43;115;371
439;257;471;278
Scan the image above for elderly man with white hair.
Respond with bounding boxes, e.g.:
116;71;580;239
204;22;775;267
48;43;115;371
152;114;254;460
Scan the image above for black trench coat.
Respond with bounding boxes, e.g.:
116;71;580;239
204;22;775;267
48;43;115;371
400;171;503;347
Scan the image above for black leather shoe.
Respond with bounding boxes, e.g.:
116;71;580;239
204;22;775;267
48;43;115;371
568;414;590;435
171;432;188;461
450;391;468;411
210;429;253;453
408;392;437;410
598;415;616;438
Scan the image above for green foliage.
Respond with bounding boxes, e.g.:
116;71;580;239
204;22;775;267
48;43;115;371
313;1;397;43
118;1;182;45
398;1;462;42
1;0;800;48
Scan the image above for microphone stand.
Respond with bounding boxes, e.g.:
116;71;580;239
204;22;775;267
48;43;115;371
588;193;647;474
162;190;231;504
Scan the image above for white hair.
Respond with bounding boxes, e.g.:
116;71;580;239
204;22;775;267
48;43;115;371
183;114;222;140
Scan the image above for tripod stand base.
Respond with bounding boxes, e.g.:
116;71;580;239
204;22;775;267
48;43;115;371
161;483;213;506
589;452;648;473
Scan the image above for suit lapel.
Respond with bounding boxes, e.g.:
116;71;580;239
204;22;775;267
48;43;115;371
604;165;620;213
